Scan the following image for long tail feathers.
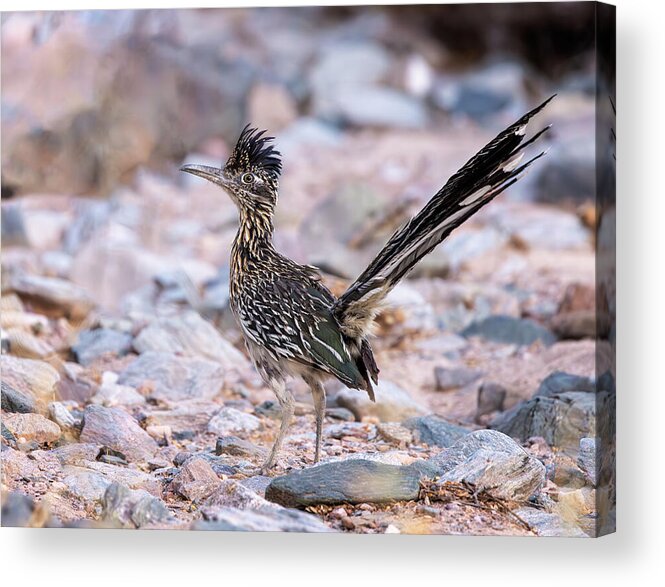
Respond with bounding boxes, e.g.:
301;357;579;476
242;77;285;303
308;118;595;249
334;95;555;336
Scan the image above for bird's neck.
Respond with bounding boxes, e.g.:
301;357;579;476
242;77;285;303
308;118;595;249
233;205;276;259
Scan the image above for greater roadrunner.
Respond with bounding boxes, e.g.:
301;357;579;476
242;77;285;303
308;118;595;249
181;95;554;472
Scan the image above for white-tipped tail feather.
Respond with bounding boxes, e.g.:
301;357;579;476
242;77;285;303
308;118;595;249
334;95;555;337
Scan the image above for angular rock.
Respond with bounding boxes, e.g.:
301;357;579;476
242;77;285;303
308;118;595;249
102;483;174;528
1;355;59;409
429;430;546;501
8;273;94;319
434;366;482;391
1;381;36;413
215;436;267;459
336;380;427;422
462;315;557;346
118;351;225;402
193;506;332;533
71;328;133;366
169;457;221;503
79;405;158;463
132;311;246;369
492;376;596;454
403;415;469;448
207;407;261;436
2;412;61;445
265;459;424;508
48;401;83;435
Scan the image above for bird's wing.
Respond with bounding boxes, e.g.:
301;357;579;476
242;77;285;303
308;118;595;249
237;275;368;390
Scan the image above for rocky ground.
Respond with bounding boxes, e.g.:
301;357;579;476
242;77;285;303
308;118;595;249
1;7;614;535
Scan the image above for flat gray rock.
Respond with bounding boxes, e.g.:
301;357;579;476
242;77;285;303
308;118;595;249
462;315;556;346
403;414;470;448
535;371;596;397
428;430;546;502
72;328;133;366
265;459;424;508
491;390;596;454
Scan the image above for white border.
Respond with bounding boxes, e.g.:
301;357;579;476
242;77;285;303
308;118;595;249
2;0;664;585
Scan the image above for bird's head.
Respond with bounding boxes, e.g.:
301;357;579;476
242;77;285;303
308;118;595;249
180;125;282;212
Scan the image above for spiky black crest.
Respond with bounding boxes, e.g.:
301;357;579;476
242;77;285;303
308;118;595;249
225;125;282;179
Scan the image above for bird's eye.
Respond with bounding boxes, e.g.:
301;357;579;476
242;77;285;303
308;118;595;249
241;173;255;185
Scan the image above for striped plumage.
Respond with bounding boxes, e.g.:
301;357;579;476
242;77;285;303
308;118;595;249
181;96;554;472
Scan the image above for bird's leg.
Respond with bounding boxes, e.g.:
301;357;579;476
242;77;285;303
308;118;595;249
261;379;294;474
308;380;326;464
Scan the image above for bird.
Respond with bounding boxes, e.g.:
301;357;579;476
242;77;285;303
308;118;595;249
181;95;554;473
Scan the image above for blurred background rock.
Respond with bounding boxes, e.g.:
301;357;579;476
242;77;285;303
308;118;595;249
2;4;598;311
2;5;595;199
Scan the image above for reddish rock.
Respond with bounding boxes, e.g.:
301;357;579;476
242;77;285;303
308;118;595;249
79;405;158;463
169;457;221;503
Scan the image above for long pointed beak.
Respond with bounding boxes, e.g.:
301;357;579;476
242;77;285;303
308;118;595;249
180;163;224;184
